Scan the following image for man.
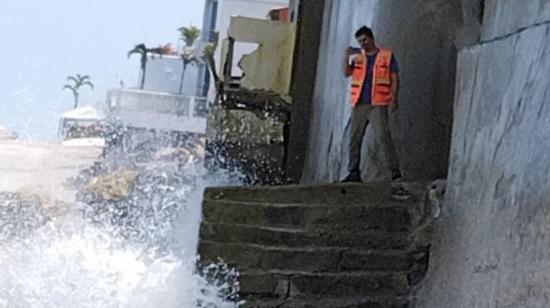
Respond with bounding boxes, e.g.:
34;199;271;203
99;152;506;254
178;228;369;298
342;26;402;183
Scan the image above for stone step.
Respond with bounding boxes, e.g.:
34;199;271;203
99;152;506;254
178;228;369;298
202;200;411;232
200;222;411;250
242;296;410;308
239;270;409;298
204;182;427;206
199;241;412;273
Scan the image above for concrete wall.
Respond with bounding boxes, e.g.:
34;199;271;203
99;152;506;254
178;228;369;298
228;16;296;95
207;0;288;101
302;0;460;183
415;1;550;307
285;0;325;182
301;0;376;182
206;107;286;184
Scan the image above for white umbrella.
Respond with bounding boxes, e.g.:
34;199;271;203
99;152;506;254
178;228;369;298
0;124;17;140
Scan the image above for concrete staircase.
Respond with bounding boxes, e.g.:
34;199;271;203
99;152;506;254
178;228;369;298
199;182;431;307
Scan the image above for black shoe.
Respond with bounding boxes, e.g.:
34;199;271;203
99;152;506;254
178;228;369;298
342;171;362;183
391;169;403;182
391;186;410;200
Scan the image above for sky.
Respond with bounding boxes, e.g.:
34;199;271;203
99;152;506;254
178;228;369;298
0;0;205;140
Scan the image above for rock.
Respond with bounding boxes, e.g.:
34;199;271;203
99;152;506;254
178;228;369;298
206;106;286;185
0;192;48;241
152;147;197;165
428;179;446;219
86;169;138;200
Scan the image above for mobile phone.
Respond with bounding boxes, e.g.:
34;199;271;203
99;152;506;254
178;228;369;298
348;47;362;54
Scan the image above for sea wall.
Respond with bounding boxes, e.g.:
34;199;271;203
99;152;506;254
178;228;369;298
415;1;550;306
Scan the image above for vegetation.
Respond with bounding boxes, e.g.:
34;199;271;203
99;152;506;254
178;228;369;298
177;25;201;94
127;44;152;90
63;74;94;109
128;43;177;90
202;31;220;87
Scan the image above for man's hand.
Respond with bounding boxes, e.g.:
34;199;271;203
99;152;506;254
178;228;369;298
345;47;354;58
343;47;357;77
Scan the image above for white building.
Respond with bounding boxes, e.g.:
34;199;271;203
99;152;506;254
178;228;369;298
112;43;208;134
106;88;207;134
199;0;289;100
58;106;105;142
142;55;202;96
0;124;16;140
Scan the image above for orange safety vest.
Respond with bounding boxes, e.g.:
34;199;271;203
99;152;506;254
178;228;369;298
350;49;394;107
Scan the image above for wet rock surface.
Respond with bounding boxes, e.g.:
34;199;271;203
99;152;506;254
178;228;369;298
206;107;286;185
71;127;204;250
0;124;241;307
0;192;48;242
77;166;194;248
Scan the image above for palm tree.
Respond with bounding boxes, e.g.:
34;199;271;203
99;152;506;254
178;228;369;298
179;26;201;47
127;44;150;90
177;25;201;94
202;32;220;87
128;43;175;90
63;74;94;109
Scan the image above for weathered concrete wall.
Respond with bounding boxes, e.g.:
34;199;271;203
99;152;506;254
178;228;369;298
301;0;376;182
302;0;460;183
415;1;550;306
206;107;286;184
286;0;326;182
228;16;296;95
481;0;550;40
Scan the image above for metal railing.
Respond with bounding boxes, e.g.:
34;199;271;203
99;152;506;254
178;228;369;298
106;88;208;134
107;88;208;118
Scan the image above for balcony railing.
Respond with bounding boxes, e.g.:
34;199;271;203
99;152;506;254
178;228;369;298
106;88;208;134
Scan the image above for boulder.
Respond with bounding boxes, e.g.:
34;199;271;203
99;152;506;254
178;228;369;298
86;169;138;200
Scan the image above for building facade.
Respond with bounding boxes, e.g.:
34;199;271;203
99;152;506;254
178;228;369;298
199;0;289;102
141;55;202;97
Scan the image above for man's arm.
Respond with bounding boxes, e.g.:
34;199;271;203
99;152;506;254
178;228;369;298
390;54;400;112
342;47;354;77
390;72;400;111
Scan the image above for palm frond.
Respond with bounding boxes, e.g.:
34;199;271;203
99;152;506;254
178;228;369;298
127;49;139;58
67;76;79;84
128;44;147;58
178;25;201;47
203;44;216;57
82;81;94;90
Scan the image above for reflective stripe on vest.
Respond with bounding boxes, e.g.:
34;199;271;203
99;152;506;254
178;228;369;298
350;49;393;107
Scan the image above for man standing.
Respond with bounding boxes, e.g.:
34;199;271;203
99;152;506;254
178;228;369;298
342;26;402;183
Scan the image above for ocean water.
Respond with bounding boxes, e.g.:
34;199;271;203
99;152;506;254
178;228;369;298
0;130;241;308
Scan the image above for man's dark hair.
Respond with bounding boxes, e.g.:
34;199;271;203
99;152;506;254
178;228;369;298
355;26;374;39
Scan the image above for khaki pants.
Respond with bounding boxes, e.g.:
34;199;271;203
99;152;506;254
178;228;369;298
348;104;400;174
